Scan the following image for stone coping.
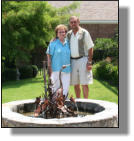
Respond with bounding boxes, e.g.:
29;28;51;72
2;99;118;127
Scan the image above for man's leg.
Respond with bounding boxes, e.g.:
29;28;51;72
74;84;81;98
82;85;89;99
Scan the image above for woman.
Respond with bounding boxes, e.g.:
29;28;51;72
46;24;71;99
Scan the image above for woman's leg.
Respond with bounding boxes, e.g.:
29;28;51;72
51;72;60;93
61;72;70;98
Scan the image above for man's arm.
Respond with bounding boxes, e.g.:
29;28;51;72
88;47;93;63
86;48;93;71
84;30;94;71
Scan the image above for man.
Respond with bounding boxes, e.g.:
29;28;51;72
67;16;94;99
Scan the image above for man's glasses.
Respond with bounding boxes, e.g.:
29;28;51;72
58;31;66;34
70;21;77;24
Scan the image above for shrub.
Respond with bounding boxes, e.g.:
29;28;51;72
32;65;38;77
2;68;16;82
93;60;118;86
19;65;38;79
111;66;118;85
93;38;118;62
2;56;6;73
19;65;33;79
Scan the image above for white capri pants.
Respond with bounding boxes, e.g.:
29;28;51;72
51;72;70;98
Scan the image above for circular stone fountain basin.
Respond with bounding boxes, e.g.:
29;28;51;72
2;99;118;127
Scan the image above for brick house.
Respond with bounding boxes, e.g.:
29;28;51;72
32;1;118;66
48;1;118;41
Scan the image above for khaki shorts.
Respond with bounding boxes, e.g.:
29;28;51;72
70;57;93;85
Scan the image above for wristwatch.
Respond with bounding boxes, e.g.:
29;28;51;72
87;61;92;65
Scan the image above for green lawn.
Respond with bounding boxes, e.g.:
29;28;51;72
2;74;118;104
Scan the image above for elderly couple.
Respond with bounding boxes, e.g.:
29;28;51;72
46;16;94;99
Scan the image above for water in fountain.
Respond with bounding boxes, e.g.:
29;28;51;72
75;103;79;116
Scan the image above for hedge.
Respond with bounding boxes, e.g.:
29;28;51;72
2;65;39;82
2;68;16;82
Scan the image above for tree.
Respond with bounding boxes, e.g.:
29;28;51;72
2;1;80;67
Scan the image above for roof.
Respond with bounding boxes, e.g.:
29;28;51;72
48;1;118;23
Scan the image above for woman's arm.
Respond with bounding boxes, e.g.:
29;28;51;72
47;54;52;77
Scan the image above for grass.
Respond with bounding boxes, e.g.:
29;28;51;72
2;74;118;104
69;79;118;103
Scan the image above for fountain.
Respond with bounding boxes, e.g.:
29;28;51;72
2;62;118;127
2;99;118;127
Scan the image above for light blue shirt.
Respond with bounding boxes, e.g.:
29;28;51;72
46;39;71;73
